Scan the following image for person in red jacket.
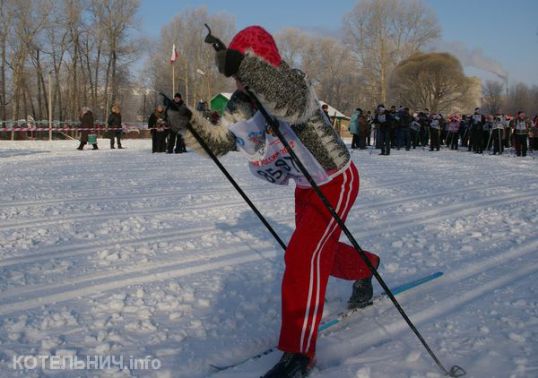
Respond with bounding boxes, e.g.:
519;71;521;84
176;26;380;378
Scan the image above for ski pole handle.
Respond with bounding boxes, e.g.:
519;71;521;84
204;24;227;52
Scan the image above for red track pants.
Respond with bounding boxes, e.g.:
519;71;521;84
278;162;379;358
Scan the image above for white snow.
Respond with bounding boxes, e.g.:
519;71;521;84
0;139;537;377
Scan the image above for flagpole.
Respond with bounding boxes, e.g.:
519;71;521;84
171;44;178;96
185;60;189;106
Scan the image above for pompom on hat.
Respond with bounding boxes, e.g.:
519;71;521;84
228;26;281;67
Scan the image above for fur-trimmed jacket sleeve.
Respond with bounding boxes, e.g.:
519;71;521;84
183;90;256;157
235;52;318;125
183;111;237;157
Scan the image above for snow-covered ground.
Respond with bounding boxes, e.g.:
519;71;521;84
0;139;537;378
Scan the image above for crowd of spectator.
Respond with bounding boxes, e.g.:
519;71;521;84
348;105;538;157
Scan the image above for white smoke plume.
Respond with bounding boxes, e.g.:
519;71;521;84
429;40;508;82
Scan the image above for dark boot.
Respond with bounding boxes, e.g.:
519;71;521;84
348;278;374;309
77;142;84;150
262;352;314;378
348;259;380;310
92;144;98;150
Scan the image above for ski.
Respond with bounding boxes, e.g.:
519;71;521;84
210;271;443;372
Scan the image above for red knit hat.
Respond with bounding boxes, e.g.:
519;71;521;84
228;26;281;67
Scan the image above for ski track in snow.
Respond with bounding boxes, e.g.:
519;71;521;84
0;140;537;378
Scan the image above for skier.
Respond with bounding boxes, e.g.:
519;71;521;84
357;108;369;149
397;107;412;151
511;111;531;157
374;104;392;155
418;111;430;147
469;108;484;154
503;115;512;148
459;115;469;148
483;115;494;151
429;114;441;151
531;115;538;152
446;115;460;150
171;25;380;378
491;115;504;155
409;114;420;149
166;93;188;153
349;108;361;149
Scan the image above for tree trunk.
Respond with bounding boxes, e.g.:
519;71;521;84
34;49;46;120
0;8;6;122
93;47;101;118
70;36;79;120
110;48;117;105
104;55;112;122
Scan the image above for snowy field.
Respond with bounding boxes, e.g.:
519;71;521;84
0;138;537;378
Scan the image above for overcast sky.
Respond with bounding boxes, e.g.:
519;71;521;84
136;0;538;86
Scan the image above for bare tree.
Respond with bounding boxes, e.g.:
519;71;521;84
482;80;504;115
343;0;441;105
42;1;70;121
8;0;50;120
276;29;366;113
389;52;473;113
0;0;146;129
275;28;309;68
98;0;140;112
0;0;12;121
146;7;235;108
64;0;84;120
504;82;537;115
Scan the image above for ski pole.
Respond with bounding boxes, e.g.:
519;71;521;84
160;93;287;251
485;129;493;152
246;89;465;378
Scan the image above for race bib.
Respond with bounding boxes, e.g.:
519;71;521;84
229;111;330;187
515;121;527;130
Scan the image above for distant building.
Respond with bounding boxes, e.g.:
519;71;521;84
210;92;233;115
319;101;350;137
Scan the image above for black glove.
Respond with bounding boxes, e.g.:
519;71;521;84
216;49;244;77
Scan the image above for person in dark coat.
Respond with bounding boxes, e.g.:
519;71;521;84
397;107;412;151
470;107;484;154
167;93;188;153
107;104;123;149
148;105;167;152
492;115;505;155
418;111;430;147
77;107;98;150
460;115;469;147
348;108;361;149
357;109;369;149
373;104;392;155
429;113;441;151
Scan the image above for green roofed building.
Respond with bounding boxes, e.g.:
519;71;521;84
210;92;233;115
